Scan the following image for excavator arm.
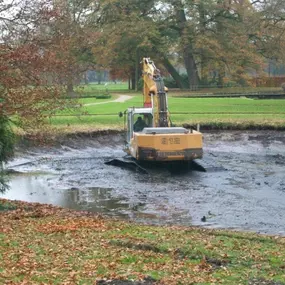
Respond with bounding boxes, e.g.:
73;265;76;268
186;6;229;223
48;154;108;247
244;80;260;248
142;58;169;127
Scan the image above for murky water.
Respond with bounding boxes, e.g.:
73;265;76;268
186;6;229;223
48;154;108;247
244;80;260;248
2;131;285;235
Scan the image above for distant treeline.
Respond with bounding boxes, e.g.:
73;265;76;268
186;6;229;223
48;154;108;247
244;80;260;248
251;77;285;88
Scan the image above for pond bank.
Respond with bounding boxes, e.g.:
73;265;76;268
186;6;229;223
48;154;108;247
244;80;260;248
0;198;285;284
14;123;285;147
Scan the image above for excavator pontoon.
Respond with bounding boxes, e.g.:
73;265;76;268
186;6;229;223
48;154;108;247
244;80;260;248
124;58;203;162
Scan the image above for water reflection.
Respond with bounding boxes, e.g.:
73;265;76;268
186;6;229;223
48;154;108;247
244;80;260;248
63;187;130;214
2;175;131;216
4;175;57;204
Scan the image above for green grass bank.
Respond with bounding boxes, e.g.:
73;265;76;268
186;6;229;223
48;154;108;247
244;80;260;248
49;94;285;132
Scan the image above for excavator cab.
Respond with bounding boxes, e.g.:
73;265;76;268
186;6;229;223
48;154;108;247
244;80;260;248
125;107;153;145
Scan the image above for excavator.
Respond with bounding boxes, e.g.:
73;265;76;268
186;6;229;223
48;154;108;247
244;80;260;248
107;58;203;172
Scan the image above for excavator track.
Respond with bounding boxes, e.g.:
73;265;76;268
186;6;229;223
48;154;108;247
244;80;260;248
105;159;149;174
105;158;206;174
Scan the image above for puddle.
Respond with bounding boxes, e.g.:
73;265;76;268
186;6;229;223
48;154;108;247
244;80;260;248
1;130;285;235
4;175;131;216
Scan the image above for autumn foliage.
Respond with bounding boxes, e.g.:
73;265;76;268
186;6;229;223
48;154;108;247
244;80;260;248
0;0;96;128
0;44;67;125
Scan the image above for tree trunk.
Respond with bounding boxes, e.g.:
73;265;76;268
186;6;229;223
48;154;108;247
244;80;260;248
198;2;208;87
183;47;200;90
97;70;102;85
131;71;136;90
83;72;88;85
67;78;77;98
174;0;200;90
218;62;225;88
216;18;226;88
104;70;108;82
200;56;209;86
162;56;189;89
135;49;140;91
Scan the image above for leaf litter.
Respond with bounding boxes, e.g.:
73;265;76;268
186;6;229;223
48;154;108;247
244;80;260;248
1;198;285;284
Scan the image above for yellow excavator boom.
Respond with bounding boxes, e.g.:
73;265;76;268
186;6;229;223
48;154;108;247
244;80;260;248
142;58;169;127
142;58;156;108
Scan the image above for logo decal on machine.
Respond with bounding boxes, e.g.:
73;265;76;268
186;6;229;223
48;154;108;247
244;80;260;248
161;137;181;145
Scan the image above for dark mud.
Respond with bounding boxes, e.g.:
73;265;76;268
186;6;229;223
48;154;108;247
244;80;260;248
2;131;285;235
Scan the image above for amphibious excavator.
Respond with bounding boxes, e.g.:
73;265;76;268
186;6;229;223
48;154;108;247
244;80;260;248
123;58;203;163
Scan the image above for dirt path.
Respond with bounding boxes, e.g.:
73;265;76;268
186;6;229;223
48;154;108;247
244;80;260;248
83;94;132;106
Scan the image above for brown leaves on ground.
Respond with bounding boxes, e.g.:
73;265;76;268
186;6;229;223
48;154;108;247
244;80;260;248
1;198;285;284
37;218;107;234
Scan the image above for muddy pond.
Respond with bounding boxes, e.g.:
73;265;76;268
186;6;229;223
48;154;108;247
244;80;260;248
2;131;285;235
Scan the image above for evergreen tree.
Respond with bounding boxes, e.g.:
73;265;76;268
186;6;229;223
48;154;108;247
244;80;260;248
0;113;14;193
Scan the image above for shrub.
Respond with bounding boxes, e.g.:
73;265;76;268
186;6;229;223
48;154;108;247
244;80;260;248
95;95;112;99
0;113;15;193
164;74;189;88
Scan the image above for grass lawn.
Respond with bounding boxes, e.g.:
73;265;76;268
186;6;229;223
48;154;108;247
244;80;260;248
77;84;282;95
170;87;283;97
49;95;285;131
1;199;285;284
